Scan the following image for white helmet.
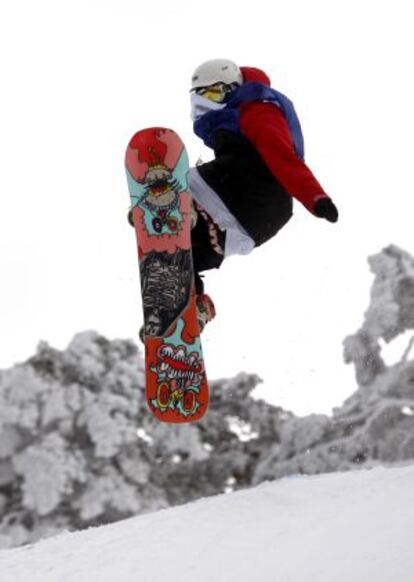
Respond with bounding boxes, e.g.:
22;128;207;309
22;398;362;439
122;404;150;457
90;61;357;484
191;59;243;90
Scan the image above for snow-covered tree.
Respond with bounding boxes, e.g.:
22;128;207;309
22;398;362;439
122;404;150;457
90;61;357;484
0;332;286;548
0;332;184;547
253;246;414;483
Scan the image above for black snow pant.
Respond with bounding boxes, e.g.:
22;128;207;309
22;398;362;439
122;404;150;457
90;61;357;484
191;130;293;294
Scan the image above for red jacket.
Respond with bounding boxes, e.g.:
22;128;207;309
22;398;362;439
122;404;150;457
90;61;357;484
239;67;328;213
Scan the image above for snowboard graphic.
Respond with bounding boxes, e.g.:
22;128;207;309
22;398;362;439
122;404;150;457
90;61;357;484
125;127;209;423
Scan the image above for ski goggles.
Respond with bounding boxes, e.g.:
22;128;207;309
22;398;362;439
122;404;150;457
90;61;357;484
192;82;235;103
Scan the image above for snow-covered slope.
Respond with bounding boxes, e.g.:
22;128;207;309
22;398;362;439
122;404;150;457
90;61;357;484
1;465;413;582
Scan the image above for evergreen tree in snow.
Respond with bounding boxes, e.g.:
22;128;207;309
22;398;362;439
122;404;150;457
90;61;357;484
0;332;168;547
253;245;414;483
0;332;286;548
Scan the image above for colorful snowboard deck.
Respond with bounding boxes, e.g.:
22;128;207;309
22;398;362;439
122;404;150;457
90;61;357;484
125;127;209;423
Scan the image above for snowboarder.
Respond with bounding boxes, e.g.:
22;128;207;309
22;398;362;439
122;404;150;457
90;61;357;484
129;58;338;336
188;58;338;330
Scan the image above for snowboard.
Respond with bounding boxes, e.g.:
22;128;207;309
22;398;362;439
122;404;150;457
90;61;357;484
125;127;209;423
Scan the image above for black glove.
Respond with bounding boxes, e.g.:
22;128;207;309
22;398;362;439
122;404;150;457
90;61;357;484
127;208;134;227
314;198;339;223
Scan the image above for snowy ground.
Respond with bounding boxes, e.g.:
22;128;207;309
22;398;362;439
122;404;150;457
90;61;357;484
1;465;413;582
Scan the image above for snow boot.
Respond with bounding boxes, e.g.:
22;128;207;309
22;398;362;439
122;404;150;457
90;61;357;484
196;293;216;332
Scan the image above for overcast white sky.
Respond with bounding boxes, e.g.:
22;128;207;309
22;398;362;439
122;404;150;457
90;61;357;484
1;0;413;415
